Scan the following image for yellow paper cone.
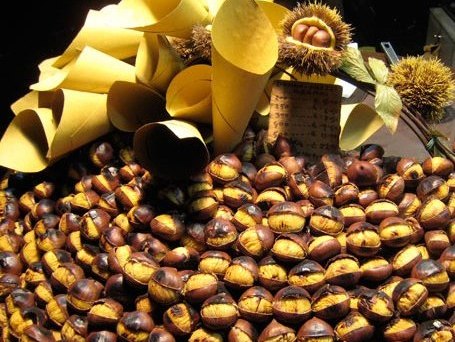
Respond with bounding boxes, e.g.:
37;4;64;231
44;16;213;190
136;33;184;94
98;0;211;38
53;9;143;68
257;1;290;32
30;46;136;93
48;89;111;160
166;64;212;124
107;81;168;132
211;0;278;154
0;109;56;172
339;103;384;151
134;120;209;180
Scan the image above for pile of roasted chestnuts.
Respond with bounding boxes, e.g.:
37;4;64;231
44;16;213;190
0;129;454;342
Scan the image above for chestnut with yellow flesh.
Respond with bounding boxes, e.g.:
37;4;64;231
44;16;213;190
165;303;193;334
272;238;306;260
379;221;412;247
239;229;263;256
34;281;53;305
239;296;273;316
421;271;449;287
233;210;261;230
9;310;34;337
147;279;180;305
259;264;287;282
255;188;287;208
313;294;349;312
261;334;296;342
202;303;238;319
268;213;306;234
395;282;428;316
46;297;68;326
334;312;374;342
189;327;223;342
22;242;40;265
417;198;450;229
199;256;230;276
288;272;325;288
267;201;306;234
325;256;361;286
123;259;156;285
430;331;454;342
392;245;422;275
116;324;150;341
187;196;218;216
418;295;446;316
51;266;78;289
360;257;392;282
310;209;344;235
184;273;217;292
67;295;92;312
61;327;85;342
206;234;237;248
89;301;121;321
384;318;416;341
274;298;311;316
224;265;255;287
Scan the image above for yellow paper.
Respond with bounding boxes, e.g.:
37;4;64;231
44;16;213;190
10;91;56;115
339;103;384;151
53;10;143;68
107;81;169;132
0;90;110;172
136;33;184;94
211;0;278;154
0;109;55;172
30;46;136;93
134;120;209;180
257;1;290;32
166;64;212;124
98;0;211;38
49;89;111;159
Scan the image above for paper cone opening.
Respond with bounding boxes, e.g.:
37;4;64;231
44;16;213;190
107;81;168;132
134;120;209;180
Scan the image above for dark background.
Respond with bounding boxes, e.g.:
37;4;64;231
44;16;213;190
0;0;452;137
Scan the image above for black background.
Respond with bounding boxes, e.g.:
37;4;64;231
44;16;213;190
0;0;449;137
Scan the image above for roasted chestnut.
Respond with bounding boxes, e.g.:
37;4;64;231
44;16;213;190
116;311;155;342
200;292;239;330
358;290;394;322
271;233;307;263
237;225;274;259
272;285;311;324
224;256;258;290
325;254;362;288
163;302;199;336
309;205;344;236
392;278;428;316
258;319;296;342
147;267;183;306
334;311;374;342
288;259;326;294
311;284;350;321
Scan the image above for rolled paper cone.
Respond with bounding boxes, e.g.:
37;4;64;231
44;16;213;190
107;81;168;132
166;64;212;124
134;120;209;180
0;89;111;172
339;103;384;151
48;89;111;160
211;0;278;154
53;9;143;68
98;0;211;38
0;109;55;172
30;46;136;93
135;33;184;94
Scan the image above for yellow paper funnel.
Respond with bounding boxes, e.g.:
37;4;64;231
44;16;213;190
134;120;209;180
166;64;212;124
211;0;278;154
339;103;384;151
